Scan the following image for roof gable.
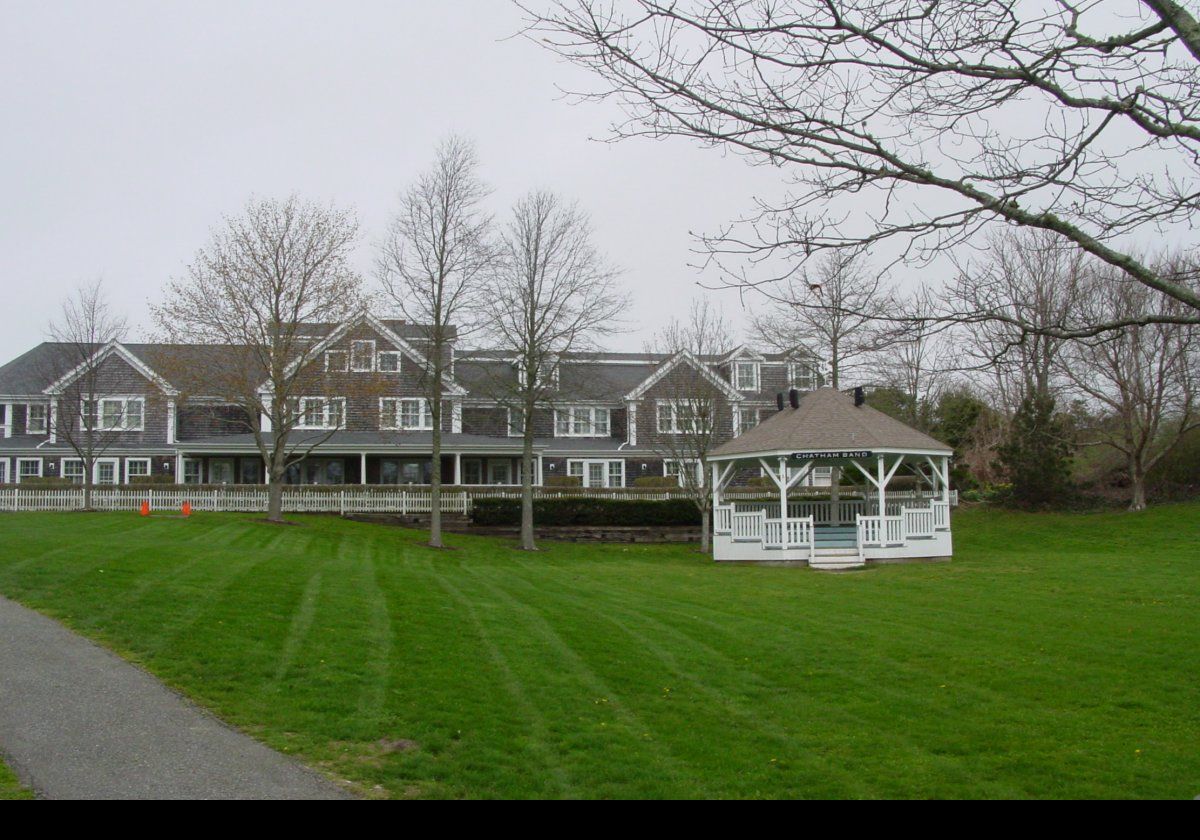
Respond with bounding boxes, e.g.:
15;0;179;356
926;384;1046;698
278;313;467;396
624;350;742;401
44;341;177;396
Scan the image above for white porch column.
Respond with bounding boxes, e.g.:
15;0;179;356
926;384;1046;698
778;456;789;525
711;462;719;513
454;453;462;485
941;456;950;504
535;454;543;486
167;399;177;445
175;451;184;485
2;402;12;437
877;454;886;520
49;399;58;443
360;452;367;485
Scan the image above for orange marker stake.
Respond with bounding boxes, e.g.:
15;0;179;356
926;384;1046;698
181;502;192;518
140;500;150;517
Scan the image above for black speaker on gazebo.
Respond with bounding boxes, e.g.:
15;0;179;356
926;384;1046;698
788;388;800;408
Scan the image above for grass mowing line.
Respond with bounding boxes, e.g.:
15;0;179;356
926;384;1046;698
267;570;323;691
499;559;1029;798
348;540;395;727
454;560;721;800
483;559;880;798
418;555;578;799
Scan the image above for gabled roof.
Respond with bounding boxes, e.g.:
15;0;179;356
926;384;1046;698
709;387;951;459
719;344;766;365
624;350;743;401
276;313;467;396
44;340;178;396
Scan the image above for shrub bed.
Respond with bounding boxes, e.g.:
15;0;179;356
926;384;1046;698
472;497;701;527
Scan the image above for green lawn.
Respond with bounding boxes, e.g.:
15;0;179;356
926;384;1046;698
0;758;33;800
0;506;1196;799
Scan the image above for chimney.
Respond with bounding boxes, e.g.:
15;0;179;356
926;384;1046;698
854;386;865;406
776;392;785;411
788;388;800;409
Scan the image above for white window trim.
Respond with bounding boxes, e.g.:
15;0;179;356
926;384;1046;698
125;457;152;483
377;350;402;373
93;457;119;485
567;458;625;488
554;406;610;437
297;396;347;430
664;458;703;487
733;360;760;392
25;402;48;434
62;457;85;484
506;408;525;437
736;406;759;436
788;360;817;390
350;340;376;372
380;397;433;431
182;458;203;485
88;396;145;432
16;457;42;483
324;350;348;372
656;399;707;435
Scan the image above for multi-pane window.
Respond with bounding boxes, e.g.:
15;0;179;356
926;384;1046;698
656;400;707;434
665;459;703;487
126;459;151;482
350;340;376;372
17;458;42;481
62;459;85;484
297;397;346;429
183;459;202;484
507;409;525;437
734;361;760;391
325;350;348;372
554;406;610;437
381;398;433;430
567;459;624;488
91;397;144;431
377;351;402;373
95;461;117;485
26;403;48;434
736;408;759;436
789;361;817;390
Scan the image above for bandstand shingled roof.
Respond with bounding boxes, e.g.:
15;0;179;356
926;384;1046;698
709;387;952;459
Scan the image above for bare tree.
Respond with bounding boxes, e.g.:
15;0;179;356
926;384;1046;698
1063;262;1199;510
483;190;626;550
153;196;362;523
750;250;891;388
951;229;1089;411
527;1;1200;331
376;136;496;548
648;299;736;553
42;281;130;509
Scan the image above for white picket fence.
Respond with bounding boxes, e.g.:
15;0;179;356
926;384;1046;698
0;485;956;515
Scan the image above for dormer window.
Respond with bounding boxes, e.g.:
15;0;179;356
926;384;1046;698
788;361;817;390
734;361;760;391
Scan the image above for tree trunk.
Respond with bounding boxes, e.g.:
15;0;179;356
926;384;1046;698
267;466;284;522
1129;459;1148;512
429;417;444;547
700;505;710;554
83;478;92;511
519;425;537;551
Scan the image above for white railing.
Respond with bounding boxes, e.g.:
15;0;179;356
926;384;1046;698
715;504;733;534
732;510;765;542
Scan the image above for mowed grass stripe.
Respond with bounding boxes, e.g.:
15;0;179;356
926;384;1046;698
0;507;1196;798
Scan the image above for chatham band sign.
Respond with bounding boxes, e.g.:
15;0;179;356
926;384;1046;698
791;450;873;460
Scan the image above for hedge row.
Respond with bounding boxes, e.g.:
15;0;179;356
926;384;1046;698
471;497;702;527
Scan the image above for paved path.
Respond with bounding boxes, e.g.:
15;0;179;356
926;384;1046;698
0;595;351;799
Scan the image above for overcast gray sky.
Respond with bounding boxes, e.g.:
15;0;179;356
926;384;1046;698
0;0;795;362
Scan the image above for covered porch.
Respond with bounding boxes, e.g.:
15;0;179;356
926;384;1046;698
708;388;954;569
